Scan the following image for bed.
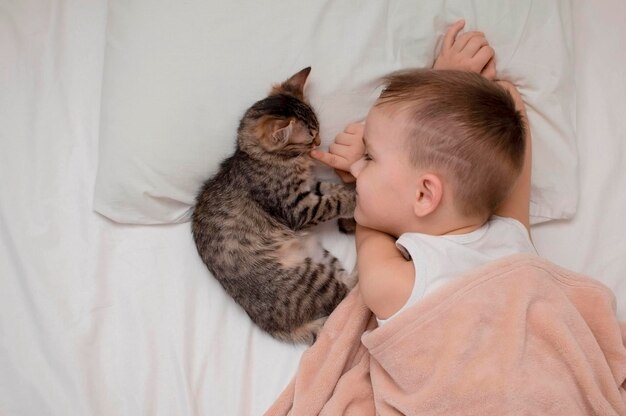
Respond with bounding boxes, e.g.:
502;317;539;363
1;0;625;414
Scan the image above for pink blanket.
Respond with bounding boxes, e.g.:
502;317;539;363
266;254;626;415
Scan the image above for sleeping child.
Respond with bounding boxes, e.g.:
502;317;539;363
268;20;626;415
311;19;535;324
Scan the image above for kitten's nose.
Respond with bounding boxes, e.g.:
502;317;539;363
313;134;320;146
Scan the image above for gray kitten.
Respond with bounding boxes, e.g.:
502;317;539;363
192;68;357;344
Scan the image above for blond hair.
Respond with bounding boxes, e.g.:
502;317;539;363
377;69;526;220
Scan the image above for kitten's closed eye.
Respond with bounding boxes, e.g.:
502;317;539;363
257;116;318;153
310;128;321;146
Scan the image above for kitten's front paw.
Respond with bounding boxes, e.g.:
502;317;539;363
338;217;357;234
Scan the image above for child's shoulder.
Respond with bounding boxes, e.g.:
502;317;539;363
488;215;535;254
490;215;528;234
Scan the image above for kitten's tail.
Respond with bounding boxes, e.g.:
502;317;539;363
270;317;327;345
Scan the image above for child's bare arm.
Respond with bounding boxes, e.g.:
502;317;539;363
355;225;414;319
433;19;496;80
494;81;531;232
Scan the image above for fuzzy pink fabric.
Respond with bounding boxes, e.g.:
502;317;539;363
266;254;626;415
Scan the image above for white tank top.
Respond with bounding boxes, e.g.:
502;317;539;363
377;216;537;326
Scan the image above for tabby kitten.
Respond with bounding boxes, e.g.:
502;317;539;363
192;67;357;344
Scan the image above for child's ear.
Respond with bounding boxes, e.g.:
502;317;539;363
413;173;443;217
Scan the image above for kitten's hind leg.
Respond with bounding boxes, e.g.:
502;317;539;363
297;317;327;345
272;317;327;345
337;268;358;290
320;248;358;290
285;268;356;345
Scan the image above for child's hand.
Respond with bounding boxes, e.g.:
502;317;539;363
433;19;496;80
310;122;365;183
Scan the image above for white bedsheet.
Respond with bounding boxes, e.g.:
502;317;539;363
0;0;624;415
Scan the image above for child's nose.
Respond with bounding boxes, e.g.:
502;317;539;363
350;158;366;178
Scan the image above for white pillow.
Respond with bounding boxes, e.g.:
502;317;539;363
95;0;576;225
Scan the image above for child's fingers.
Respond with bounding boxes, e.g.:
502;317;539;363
329;143;362;166
329;142;352;157
481;56;497;80
472;45;495;71
344;122;364;135
335;135;365;150
453;30;484;52
442;19;465;50
310;149;350;171
461;35;488;58
334;132;359;146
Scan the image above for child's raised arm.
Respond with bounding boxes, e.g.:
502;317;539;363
433;19;496;80
312;20;497;181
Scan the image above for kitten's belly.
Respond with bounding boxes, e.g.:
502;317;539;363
275;232;323;269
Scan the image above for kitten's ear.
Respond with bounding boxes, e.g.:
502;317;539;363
278;67;311;98
272;119;294;145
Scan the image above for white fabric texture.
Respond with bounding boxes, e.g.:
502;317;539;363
94;0;576;225
378;216;537;326
1;1;625;415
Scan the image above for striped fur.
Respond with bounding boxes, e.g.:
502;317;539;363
191;68;356;344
